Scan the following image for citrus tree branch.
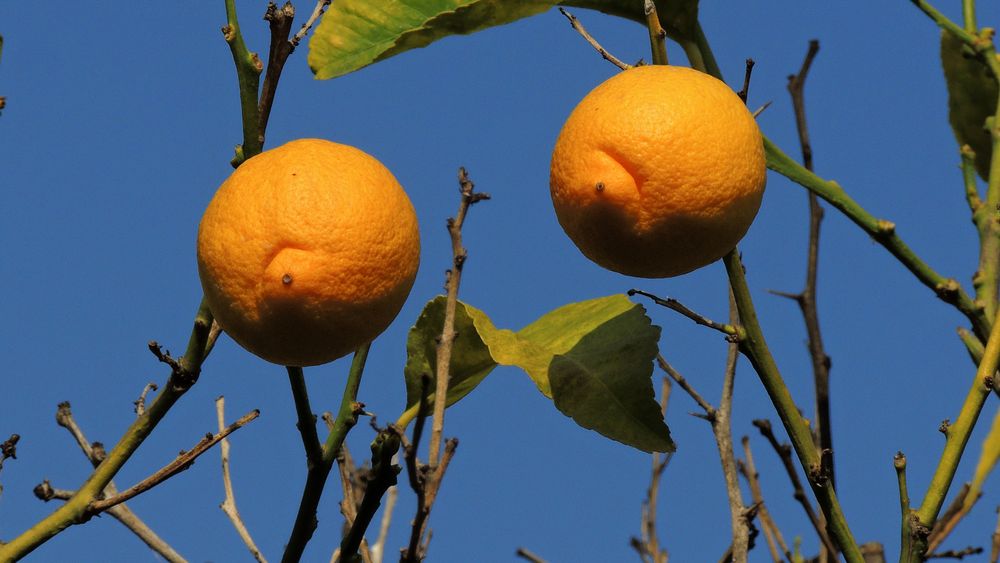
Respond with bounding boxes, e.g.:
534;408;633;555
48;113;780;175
738;437;793;562
0;299;215;560
906;317;1000;560
90;409;259;513
631;377;671;563
723;250;864;563
643;0;667;65
223;0;263;164
281;344;369;563
287;366;324;468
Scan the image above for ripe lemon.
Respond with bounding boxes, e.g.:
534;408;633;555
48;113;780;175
197;139;420;367
550;65;766;278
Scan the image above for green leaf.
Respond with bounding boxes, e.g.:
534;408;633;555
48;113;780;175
963;406;1000;512
547;302;673;453
308;0;554;80
941;31;998;181
403;296;499;416
400;294;671;453
307;0;699;80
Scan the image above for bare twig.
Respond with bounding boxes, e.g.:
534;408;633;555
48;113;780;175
630;289;740;338
369;486;397;563
516;547;549;563
752;419;837;555
91;409;259;513
656;355;714;417
632;377;672;563
717;295;751;563
926;546;985;559
402;168;487;562
739;437;792;562
558;7;632;71
216;397;266;563
258;1;296;139
44;403;186;563
34;481;187;563
737;59;755;103
133;383;158;416
291;0;331;47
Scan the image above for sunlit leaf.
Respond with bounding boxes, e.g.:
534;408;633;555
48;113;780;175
401;294;671;453
547;302;672;453
308;0;699;80
403;296;498;413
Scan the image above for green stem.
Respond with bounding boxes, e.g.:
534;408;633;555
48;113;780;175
287;366;324;468
0;299;214;561
961;145;982;213
281;344;369;563
722;251;864;563
766;138;991;340
962;0;977;33
223;0;263;163
909;315;1000;559
643;0;668;66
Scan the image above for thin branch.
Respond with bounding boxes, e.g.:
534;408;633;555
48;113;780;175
557;8;632;71
369;486;397;563
752;419;836;556
716;294;751;563
216;397;267;563
926;546;985;559
722;249;862;563
656;355;715;417
928;484;975;553
515;547;549;563
338;427;401;563
258;2;296;140
914;317;1000;553
0;300;215;561
737;59;756;103
222;0;264;164
34;481;187;563
292;0;332;47
401;168;487;562
90;410;259;513
644;0;668;65
739;437;792;562
287;366;324;468
629;289;740;338
133;383;158;417
632;377;672;563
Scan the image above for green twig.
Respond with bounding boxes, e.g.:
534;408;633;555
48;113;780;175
287;366;323;469
765;138;990;340
908;318;1000;559
0;299;214;560
281;344;369;563
644;0;668;66
962;0;977;33
723;250;864;563
962;145;983;213
223;0;263;164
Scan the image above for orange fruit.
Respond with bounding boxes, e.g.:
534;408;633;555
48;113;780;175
550;65;766;278
197;139;420;367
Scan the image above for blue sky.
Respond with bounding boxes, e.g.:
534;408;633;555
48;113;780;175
2;2;999;561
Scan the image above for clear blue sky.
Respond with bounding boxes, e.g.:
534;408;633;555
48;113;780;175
2;2;999;561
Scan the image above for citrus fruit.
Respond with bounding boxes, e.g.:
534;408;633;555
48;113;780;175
550;65;766;278
197;138;420;367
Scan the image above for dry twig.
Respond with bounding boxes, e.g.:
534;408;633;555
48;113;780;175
631;377;672;563
558;7;632;71
216;397;267;563
738;437;792;562
402;168;487;561
516;547;549;563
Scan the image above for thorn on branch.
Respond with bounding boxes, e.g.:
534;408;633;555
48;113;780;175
737;58;756;103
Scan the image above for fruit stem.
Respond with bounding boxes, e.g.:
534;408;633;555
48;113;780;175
281;344;370;563
223;0;263;164
643;0;668;66
723;250;865;563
